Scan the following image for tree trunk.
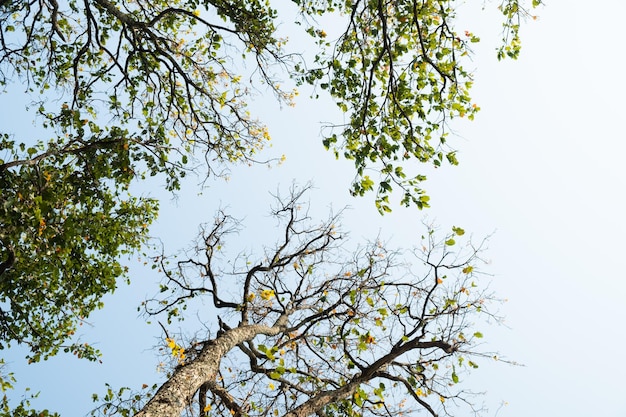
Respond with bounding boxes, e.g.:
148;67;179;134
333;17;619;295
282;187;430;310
135;323;284;417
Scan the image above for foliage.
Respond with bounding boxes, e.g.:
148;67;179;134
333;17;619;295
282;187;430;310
295;0;540;212
90;383;158;417
0;0;541;210
94;186;501;417
0;0;537;413
0;131;158;362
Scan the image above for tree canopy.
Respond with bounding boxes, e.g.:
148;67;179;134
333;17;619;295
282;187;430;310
0;0;539;414
1;0;539;208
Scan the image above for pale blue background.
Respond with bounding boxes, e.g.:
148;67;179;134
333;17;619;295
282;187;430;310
1;1;625;415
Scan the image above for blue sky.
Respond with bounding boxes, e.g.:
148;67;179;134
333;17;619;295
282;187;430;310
2;1;626;416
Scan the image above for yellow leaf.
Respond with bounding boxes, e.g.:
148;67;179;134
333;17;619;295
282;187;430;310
260;289;275;300
38;218;46;236
166;338;176;348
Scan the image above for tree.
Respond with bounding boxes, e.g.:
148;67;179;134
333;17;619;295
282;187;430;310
86;186;499;417
0;0;537;413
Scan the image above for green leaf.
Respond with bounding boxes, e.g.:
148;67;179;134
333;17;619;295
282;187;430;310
462;266;473;274
451;371;459;383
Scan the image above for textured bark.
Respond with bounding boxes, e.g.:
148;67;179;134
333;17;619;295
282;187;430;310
135;322;285;417
284;380;361;417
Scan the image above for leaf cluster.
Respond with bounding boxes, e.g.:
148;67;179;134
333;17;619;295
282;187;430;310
0;131;157;361
295;0;540;212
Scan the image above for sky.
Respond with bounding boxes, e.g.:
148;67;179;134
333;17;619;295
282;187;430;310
2;1;626;416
